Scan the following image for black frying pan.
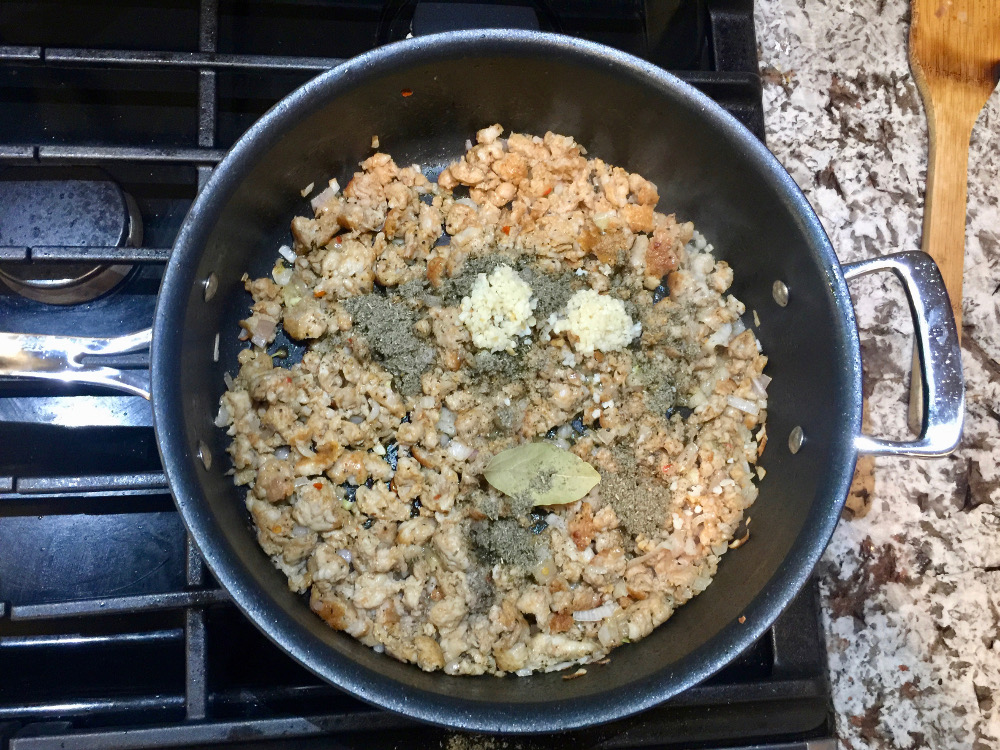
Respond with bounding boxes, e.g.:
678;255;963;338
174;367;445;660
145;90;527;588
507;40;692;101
1;30;964;733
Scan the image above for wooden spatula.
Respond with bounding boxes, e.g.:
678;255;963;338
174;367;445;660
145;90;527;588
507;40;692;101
907;0;999;432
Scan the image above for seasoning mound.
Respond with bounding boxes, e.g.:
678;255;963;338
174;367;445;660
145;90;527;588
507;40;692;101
218;125;769;677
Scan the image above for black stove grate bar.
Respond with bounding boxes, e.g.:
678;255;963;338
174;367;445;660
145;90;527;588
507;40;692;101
0;46;40;62
0;489;168;505
10;473;166;495
0;147;34;161
1;630;183;649
7;712;417;750
0;667;827;725
3;678;829;749
0;146;227;165
8;590;228;621
0;696;186;723
42;48;346;73
184;2;217;723
37;145;228;165
0;44;763;80
0;247;172;263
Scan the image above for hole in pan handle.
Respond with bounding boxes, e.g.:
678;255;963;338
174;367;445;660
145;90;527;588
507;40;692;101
0;328;152;400
842;251;964;458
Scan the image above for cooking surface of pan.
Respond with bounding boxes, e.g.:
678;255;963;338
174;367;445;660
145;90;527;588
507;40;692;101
152;30;861;731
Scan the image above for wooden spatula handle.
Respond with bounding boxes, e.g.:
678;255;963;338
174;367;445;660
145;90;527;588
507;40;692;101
909;114;973;432
922;113;974;336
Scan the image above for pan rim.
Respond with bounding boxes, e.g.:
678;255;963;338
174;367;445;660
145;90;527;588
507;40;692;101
152;28;861;733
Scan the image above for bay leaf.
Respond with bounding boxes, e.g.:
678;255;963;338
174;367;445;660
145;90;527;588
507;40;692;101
484;442;601;507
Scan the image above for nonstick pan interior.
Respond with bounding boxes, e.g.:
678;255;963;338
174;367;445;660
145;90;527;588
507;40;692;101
152;30;861;732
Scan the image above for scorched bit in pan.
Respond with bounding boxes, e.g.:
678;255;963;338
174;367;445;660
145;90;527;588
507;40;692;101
217;124;770;676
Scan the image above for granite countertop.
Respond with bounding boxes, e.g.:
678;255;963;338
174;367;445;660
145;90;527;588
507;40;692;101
755;0;1000;747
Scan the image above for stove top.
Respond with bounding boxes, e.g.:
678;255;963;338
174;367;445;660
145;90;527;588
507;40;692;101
0;2;833;748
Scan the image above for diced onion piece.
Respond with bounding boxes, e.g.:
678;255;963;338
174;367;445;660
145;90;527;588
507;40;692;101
310;179;340;212
456;197;479;208
277;244;296;263
436;407;457;436
250;317;276;348
749;376;768;399
447;440;474;461
545;513;567;534
452;227;479;246
705;323;732;349
688;389;708;408
214;402;231;428
730;318;746;337
223;372;235;389
572;603;618;622
592;212;613;231
532;557;556;584
597;607;628;647
727;395;760;416
337;549;353;563
757;373;771;389
274;446;291;461
272;262;293;286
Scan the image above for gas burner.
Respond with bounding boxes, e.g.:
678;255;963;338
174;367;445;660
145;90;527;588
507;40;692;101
0;171;143;305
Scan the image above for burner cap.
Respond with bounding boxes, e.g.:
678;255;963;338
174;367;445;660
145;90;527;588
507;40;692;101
0;176;143;305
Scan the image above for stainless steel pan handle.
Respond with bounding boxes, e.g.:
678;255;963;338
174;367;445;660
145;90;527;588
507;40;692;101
843;251;964;457
0;328;152;400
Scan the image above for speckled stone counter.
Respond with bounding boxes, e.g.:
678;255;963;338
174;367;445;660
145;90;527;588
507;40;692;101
755;0;1000;747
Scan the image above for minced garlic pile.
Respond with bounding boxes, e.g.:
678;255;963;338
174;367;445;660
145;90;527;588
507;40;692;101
458;265;640;356
553;289;641;356
458;265;536;353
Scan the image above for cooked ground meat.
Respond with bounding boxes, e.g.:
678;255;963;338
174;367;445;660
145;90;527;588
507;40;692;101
218;125;769;677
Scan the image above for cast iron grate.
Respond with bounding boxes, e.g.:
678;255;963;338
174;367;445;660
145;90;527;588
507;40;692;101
0;1;830;748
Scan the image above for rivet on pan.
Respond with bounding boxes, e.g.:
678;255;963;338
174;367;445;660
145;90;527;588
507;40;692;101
197;441;213;470
788;426;804;454
772;280;789;307
203;272;218;302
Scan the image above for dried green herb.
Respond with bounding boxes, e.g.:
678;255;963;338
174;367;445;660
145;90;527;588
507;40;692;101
484;442;601;507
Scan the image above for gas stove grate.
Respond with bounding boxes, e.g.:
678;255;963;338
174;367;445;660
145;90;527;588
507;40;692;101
0;1;828;748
